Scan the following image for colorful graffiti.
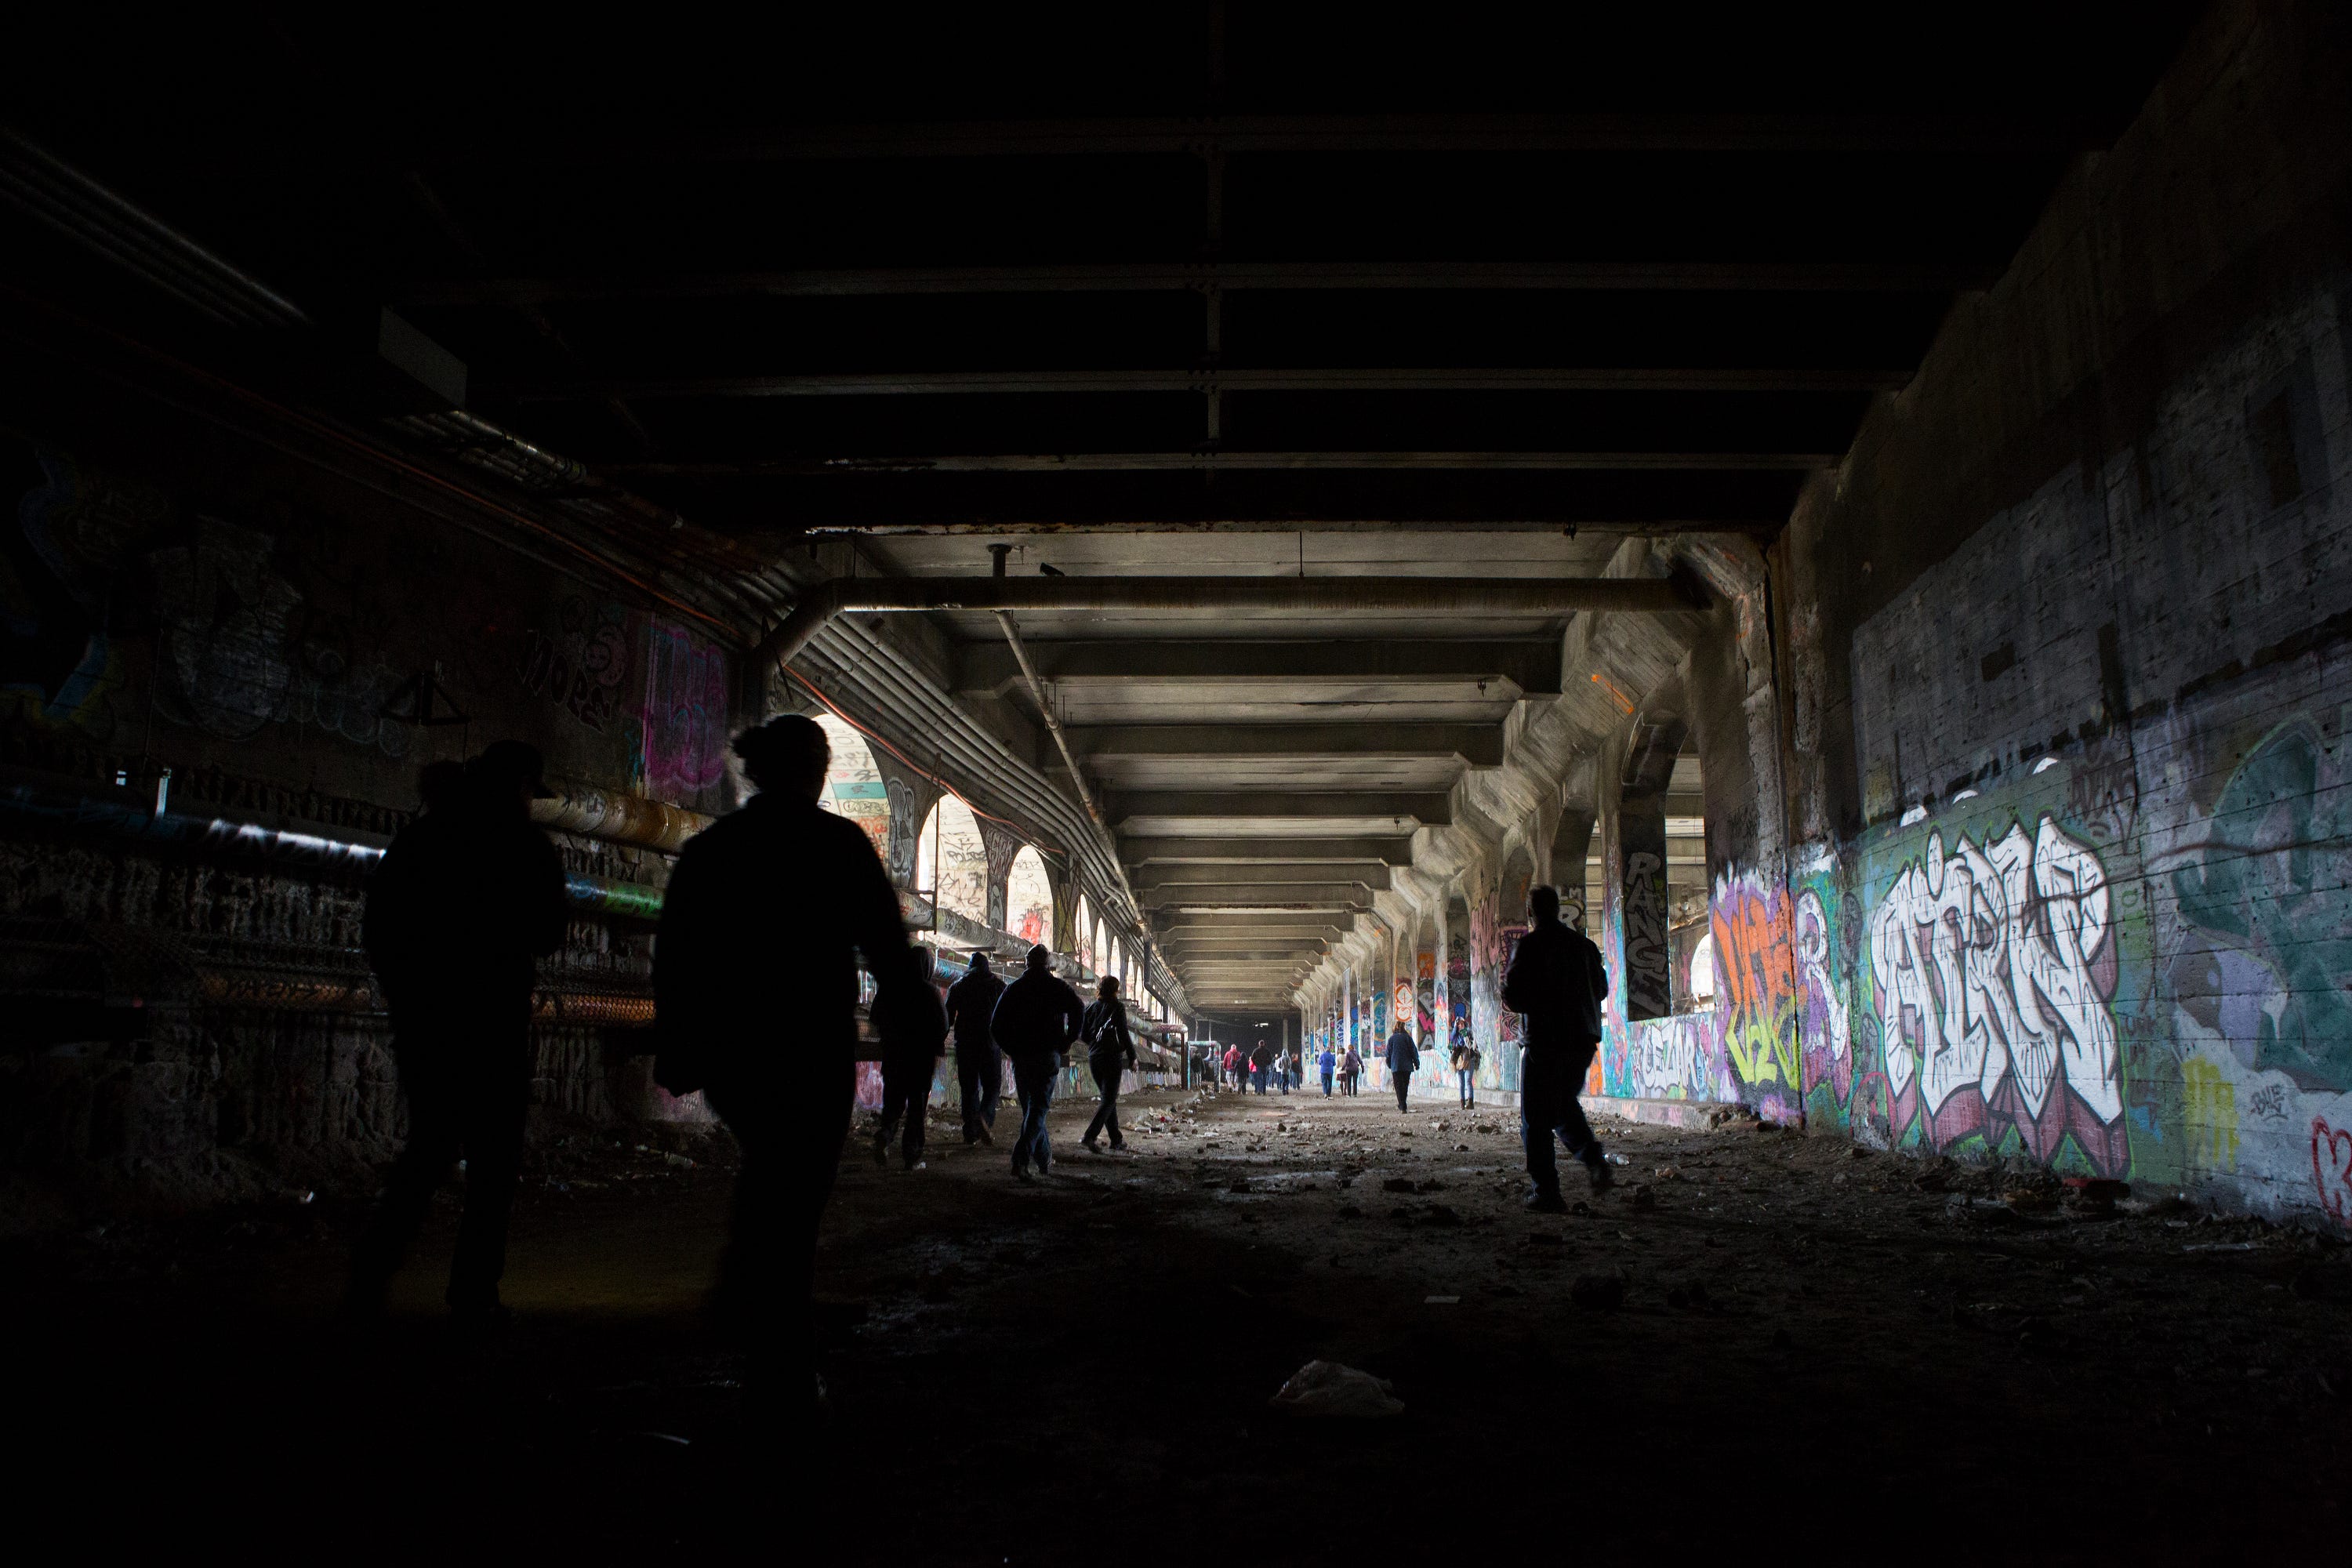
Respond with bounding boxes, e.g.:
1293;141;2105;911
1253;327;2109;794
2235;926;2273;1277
1713;873;1801;1098
637;619;728;798
1621;1009;1726;1100
1865;818;2126;1171
1621;835;1671;1020
1792;883;1853;1102
1446;930;1470;1055
1414;948;1436;1040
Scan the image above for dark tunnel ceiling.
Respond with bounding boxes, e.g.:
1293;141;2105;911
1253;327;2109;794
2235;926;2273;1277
9;6;2201;535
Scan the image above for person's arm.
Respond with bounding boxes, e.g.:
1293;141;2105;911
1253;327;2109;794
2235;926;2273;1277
524;831;571;958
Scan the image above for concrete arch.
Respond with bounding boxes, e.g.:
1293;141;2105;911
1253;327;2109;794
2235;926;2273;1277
814;713;889;860
916;793;989;923
1006;845;1052;947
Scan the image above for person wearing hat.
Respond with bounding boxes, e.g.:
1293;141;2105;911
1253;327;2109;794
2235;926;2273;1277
944;949;1007;1145
653;714;934;1411
347;740;569;1338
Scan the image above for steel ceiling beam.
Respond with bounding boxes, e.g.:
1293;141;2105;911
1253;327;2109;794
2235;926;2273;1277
956;639;1561;696
412;258;1988;306
519;366;1911;401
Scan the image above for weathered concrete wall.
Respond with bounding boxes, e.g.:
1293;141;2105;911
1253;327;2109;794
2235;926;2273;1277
1767;0;2352;1221
1;377;713;1210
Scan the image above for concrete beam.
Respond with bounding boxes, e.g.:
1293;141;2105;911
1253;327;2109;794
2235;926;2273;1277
958;639;1562;697
1131;862;1392;891
523;365;1914;401
1142;883;1377;908
1109;793;1452;827
1066;724;1504;766
1121;836;1417;866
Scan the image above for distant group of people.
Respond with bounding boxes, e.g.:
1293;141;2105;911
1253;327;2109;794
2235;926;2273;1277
349;713;1620;1417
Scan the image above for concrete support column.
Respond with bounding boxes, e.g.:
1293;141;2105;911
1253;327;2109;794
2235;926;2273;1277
1618;787;1671;1022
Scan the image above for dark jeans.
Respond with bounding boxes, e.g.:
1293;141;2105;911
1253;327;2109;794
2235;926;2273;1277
348;1003;529;1315
1320;1069;1334;1096
1394;1073;1410;1112
956;1044;1001;1142
1522;1044;1604;1197
877;1058;930;1167
1011;1051;1059;1174
1251;1065;1268;1094
1084;1057;1126;1146
1342;1073;1357;1096
1458;1069;1475;1106
706;1055;856;1388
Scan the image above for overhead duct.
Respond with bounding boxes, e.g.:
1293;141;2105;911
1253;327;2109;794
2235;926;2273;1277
758;573;1704;673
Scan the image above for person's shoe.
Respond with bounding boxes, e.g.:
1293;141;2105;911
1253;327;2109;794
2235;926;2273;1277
1109;1139;1127;1152
1014;1166;1034;1183
1588;1161;1616;1194
976;1123;994;1145
1525;1191;1570;1214
909;1160;927;1172
1082;1138;1102;1153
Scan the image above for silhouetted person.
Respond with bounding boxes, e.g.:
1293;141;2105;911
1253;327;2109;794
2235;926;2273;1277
945;950;1006;1145
653;715;931;1408
991;944;1083;1179
1080;974;1135;1152
1503;883;1613;1210
874;948;948;1170
348;742;568;1336
1384;1020;1419;1112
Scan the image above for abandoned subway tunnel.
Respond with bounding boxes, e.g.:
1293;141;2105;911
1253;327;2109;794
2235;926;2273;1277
5;5;2352;1559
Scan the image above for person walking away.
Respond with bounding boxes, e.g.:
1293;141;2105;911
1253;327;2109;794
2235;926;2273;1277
1222;1043;1243;1091
347;742;568;1340
874;948;949;1170
1383;1020;1419;1112
1250;1039;1274;1094
992;944;1084;1179
1341;1044;1362;1096
1451;1040;1482;1108
1502;883;1614;1210
946;950;1007;1145
1080;975;1136;1152
1318;1043;1337;1096
652;716;934;1413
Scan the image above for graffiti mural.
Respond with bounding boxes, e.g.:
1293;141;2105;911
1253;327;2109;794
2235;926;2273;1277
815;713;891;858
1866;818;2127;1171
521;594;631;732
1712;873;1802;1102
1415;948;1436;1041
1446;929;1471;1058
1621;808;1671;1019
884;779;918;883
1621;1009;1729;1100
637;619;728;798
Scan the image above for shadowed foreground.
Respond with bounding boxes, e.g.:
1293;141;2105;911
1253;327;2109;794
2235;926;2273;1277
15;1087;2349;1563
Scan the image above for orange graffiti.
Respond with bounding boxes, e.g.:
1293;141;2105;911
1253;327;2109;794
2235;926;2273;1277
1712;879;1800;1090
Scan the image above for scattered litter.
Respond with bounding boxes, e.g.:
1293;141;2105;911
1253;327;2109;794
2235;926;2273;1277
1269;1360;1405;1418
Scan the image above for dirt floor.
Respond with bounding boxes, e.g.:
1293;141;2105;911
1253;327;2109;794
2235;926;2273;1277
14;1082;2352;1563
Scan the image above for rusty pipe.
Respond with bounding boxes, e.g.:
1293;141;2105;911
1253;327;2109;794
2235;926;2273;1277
758;572;1703;673
531;785;713;855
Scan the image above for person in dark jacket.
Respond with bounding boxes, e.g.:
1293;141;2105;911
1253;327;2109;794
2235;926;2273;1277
1249;1039;1275;1094
1502;883;1614;1210
874;947;949;1170
1318;1044;1337;1096
347;741;569;1336
991;943;1084;1178
652;715;931;1406
1341;1045;1362;1095
1383;1021;1420;1111
945;950;1007;1145
1080;975;1136;1152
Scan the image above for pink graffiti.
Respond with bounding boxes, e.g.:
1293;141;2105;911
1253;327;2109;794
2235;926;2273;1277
2313;1117;2352;1225
638;621;728;797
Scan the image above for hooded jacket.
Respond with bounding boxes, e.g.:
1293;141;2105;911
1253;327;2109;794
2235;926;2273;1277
946;960;1007;1052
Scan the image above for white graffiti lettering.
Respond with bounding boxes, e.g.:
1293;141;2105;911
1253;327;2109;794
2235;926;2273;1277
1626;1011;1717;1098
1794;886;1850;1062
1868;818;2121;1123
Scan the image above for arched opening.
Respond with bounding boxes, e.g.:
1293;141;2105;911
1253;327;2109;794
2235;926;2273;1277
814;713;888;859
1093;915;1108;980
1687;929;1717;1003
1075;893;1094;972
915;794;989;923
1005;845;1052;946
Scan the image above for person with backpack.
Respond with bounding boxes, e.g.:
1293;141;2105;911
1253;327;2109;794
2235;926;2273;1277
1080;975;1137;1152
1383;1019;1420;1112
945;950;1007;1145
1450;1039;1482;1109
1502;883;1614;1210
